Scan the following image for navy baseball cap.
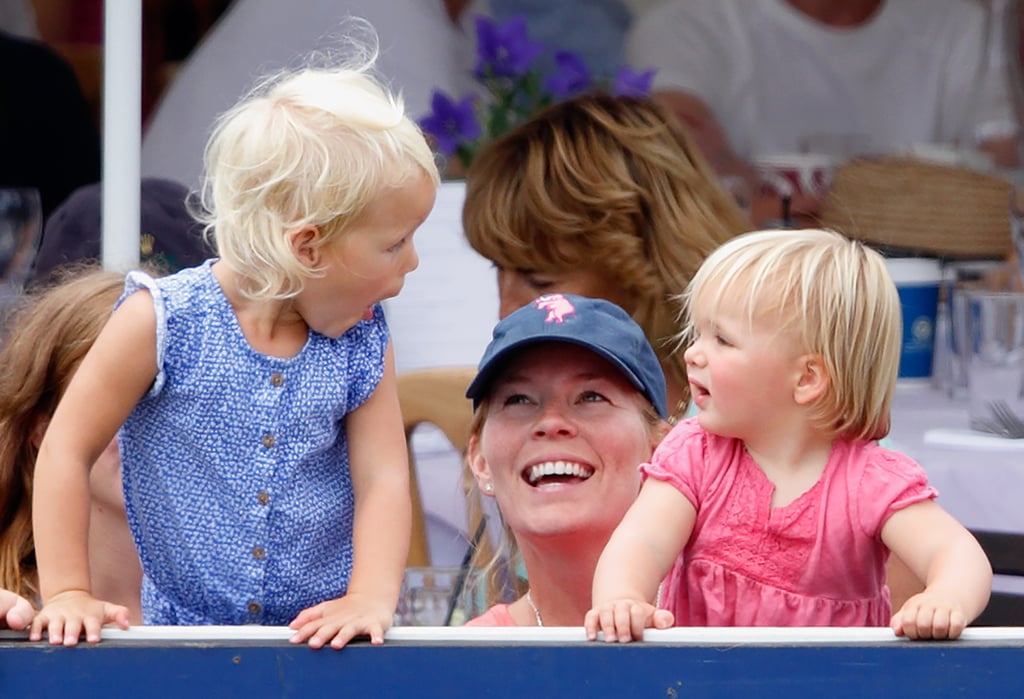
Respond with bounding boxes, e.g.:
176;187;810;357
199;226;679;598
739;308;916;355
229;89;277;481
465;294;669;418
30;177;211;285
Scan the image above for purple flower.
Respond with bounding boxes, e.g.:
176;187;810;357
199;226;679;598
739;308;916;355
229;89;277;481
419;90;481;157
543;51;593;100
474;15;544;79
612;67;657;98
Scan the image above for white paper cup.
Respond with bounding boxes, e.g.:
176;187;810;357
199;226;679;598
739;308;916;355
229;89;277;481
885;258;942;379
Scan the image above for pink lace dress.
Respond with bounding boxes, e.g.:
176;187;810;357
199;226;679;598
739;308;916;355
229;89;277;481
646;419;936;627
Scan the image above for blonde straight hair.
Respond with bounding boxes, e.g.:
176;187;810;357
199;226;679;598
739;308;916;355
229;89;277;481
680;228;902;441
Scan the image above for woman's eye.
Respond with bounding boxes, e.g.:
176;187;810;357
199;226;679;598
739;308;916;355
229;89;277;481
579;390;608;404
522;273;556;291
502;393;532;406
387;237;408;253
715;334;731;347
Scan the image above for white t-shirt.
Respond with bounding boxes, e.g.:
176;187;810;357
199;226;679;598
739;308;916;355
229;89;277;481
142;0;475;189
625;0;1017;159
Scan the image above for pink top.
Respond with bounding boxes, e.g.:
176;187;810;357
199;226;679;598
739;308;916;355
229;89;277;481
464;604;516;627
645;418;937;627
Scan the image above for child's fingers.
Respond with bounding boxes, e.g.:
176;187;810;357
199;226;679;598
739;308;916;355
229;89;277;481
290;616;370;650
28;611;46;642
327;624;360;650
597;606;619;643
105;604;131;631
43;615;67;646
890;613;903;638
583;609;600;641
2;594;34;630
288;607;323;630
613;603;635;642
652;608;675;630
332;620;382;649
629;606;651;641
82;616;104;644
947;610;967;640
289;619;319;645
927;607;951;640
60;616;84;647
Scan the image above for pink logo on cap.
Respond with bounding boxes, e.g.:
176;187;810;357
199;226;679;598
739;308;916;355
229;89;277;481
534;294;576;323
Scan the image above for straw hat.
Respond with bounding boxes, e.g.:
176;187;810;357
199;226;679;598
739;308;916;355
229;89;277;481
818;157;1013;259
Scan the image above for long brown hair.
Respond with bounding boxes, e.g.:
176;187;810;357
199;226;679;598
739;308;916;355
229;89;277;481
463;93;752;403
0;265;126;601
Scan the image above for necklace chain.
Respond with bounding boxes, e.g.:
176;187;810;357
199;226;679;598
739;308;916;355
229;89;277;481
524;591;543;627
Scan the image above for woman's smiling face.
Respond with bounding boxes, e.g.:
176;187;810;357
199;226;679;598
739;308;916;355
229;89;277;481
469;343;660;540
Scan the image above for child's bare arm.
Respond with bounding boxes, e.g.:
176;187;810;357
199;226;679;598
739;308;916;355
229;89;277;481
289;345;410;649
882;500;993;640
29;292;158;645
586;478;695;642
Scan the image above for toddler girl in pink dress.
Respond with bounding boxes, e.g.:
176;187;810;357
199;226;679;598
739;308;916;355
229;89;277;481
586;228;992;641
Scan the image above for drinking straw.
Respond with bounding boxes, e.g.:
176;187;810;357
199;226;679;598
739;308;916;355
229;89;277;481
444;518;488;626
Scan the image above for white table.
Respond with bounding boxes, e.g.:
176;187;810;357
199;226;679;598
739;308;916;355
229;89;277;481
888;381;1024;534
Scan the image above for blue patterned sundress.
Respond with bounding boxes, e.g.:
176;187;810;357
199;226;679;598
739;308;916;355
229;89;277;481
117;260;389;625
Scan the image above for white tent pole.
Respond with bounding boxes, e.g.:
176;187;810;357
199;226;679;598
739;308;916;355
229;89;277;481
102;0;142;270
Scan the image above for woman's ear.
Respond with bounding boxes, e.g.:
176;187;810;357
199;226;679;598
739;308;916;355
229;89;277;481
794;353;829;405
649;419;672;451
466;433;495;497
287;225;323;268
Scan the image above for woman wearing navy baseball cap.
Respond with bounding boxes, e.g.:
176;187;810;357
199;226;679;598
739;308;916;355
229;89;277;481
461;293;673;628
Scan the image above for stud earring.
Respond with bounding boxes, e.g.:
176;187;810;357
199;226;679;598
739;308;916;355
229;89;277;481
483;482;494;493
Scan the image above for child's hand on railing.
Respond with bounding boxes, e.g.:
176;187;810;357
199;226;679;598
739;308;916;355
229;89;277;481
29;589;129;645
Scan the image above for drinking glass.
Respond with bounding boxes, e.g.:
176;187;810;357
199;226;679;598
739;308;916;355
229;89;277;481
394;565;485;626
963;291;1024;435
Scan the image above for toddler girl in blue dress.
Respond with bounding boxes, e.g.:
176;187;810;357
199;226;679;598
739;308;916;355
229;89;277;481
30;57;439;650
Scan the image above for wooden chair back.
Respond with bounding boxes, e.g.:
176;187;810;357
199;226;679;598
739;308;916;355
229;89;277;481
397;367;477;567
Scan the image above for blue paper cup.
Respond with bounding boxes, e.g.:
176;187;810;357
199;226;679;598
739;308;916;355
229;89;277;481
885;258;942;379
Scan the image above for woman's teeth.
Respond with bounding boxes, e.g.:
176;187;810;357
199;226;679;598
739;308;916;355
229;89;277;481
526;461;594;485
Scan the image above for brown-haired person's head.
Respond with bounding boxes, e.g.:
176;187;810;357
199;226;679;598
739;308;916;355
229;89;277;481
0;265;127;601
463;93;752;411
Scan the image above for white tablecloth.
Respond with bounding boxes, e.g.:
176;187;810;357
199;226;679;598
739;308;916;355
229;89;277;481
888;381;1024;534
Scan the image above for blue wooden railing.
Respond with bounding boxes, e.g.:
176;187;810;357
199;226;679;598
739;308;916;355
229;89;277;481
3;626;1023;697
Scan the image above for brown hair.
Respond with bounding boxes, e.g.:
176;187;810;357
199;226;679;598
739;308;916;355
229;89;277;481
462;93;751;403
0;264;126;601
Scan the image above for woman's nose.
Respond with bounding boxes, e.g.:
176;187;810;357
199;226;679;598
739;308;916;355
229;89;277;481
532;402;578;438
